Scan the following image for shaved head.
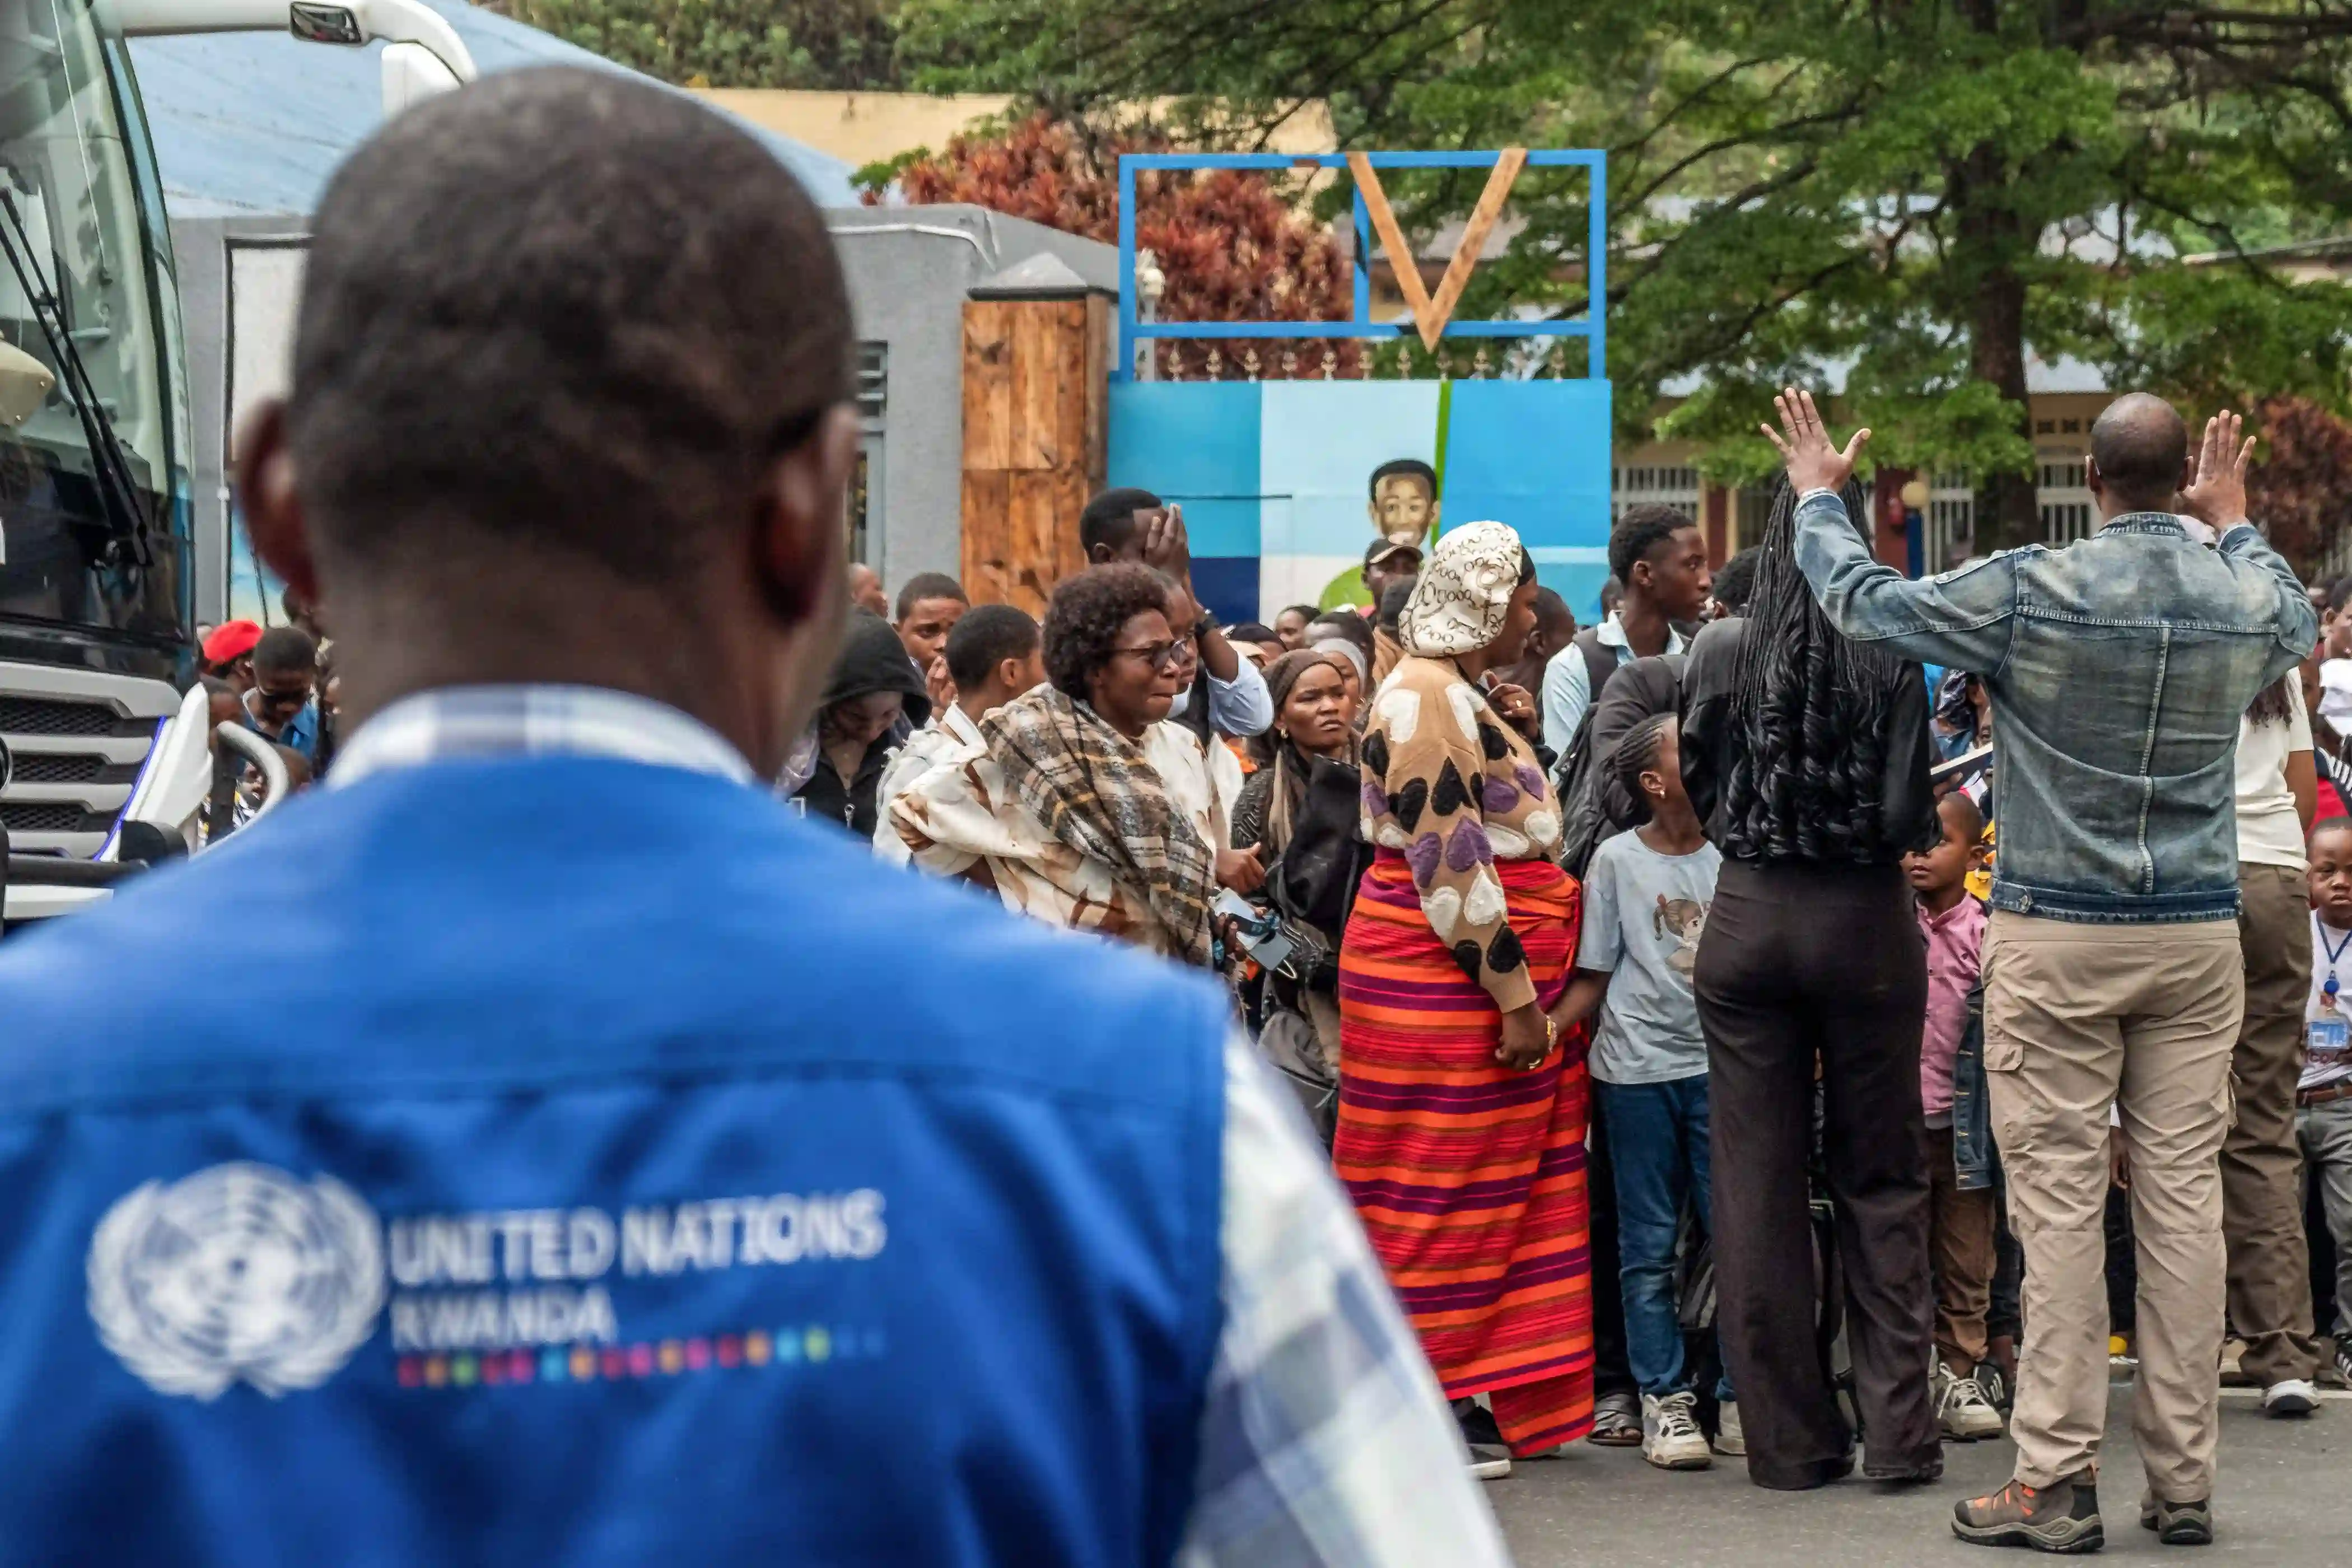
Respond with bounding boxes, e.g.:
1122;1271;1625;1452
2089;394;2188;514
239;66;861;778
287;67;851;582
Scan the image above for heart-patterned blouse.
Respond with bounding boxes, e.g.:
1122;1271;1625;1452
1357;654;1565;1013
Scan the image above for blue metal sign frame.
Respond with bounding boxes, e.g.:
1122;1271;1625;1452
1115;148;1607;383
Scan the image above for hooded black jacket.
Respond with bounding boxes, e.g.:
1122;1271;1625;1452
794;610;931;836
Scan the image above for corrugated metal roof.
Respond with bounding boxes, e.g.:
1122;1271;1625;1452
127;1;857;220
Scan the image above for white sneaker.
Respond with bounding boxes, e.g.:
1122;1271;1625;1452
1464;1442;1513;1480
2262;1377;2320;1417
1641;1390;1712;1470
1711;1397;1745;1456
1933;1359;2005;1441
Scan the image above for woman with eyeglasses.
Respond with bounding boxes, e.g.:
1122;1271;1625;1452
1337;520;1593;1478
950;564;1230;964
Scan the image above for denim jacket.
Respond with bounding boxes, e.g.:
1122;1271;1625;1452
1950;979;1991;1192
1796;493;2317;922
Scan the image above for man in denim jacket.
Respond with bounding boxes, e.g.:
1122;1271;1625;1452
1762;391;2315;1552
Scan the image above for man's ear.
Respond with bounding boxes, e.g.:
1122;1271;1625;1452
2085;456;2106;500
753;404;858;629
234;399;320;610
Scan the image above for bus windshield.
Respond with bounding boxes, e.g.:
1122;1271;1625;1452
0;0;190;646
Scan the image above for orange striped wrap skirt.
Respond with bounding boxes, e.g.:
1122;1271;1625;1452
1335;850;1594;1454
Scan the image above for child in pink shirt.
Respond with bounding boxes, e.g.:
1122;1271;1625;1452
1903;791;2001;1443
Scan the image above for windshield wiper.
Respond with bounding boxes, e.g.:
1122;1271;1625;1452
0;186;152;566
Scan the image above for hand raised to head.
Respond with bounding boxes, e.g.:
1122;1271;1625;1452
1759;388;1871;497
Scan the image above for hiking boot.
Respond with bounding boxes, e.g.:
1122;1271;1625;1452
2261;1378;2318;1418
1935;1359;2006;1442
1640;1390;1711;1471
2139;1493;2212;1546
1952;1473;2103;1553
1588;1388;1641;1447
1711;1397;1745;1457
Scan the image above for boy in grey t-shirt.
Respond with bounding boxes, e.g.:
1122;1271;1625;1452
1553;712;1730;1471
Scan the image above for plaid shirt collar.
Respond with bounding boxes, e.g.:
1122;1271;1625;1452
329;684;756;790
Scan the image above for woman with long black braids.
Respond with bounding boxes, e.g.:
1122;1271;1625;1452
1679;474;1944;1491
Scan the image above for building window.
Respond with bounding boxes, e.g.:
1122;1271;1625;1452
2037;449;2094;545
847;343;886;564
1925;470;1974;573
1735;485;1774;552
857;342;888;419
1611;464;1701;522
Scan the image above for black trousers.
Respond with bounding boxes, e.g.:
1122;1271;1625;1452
1696;859;1939;1488
1584;1112;1637;1402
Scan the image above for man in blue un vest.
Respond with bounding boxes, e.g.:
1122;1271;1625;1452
0;69;1505;1567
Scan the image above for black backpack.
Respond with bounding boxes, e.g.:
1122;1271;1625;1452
1551;629;1626;875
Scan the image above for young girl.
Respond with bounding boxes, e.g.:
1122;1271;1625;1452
1552;713;1732;1470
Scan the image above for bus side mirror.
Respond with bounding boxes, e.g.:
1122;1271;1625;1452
0;340;55;427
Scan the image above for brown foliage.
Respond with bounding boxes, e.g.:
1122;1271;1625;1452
2248;396;2352;578
871;114;1360;378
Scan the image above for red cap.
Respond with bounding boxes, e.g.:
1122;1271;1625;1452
201;619;263;665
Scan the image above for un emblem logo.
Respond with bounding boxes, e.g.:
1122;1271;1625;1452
87;1163;385;1400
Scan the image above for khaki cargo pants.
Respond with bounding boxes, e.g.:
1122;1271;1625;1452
1984;913;2243;1504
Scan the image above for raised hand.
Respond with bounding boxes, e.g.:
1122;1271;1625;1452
1140;503;1193;584
1759;387;1871;497
2178;409;2255;533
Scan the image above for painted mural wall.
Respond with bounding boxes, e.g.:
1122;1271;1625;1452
1106;378;1614;627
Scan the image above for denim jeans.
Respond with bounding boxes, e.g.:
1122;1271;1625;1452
1598;1073;1732;1401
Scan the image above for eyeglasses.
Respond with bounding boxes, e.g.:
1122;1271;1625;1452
1110;640;1188;673
250;683;311;713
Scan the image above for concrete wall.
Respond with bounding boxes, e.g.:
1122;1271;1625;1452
824;206;1117;594
170;205;1118;620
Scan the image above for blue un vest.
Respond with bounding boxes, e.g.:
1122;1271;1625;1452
0;757;1228;1567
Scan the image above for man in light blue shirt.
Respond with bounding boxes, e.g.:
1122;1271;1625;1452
1540;505;1711;755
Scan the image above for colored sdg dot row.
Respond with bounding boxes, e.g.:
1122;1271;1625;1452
396;1327;888;1389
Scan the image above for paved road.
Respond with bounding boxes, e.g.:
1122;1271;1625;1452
1487;1386;2350;1565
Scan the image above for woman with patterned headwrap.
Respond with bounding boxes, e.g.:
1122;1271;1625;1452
1337;520;1593;1479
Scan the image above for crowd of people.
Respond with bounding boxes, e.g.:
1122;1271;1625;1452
7;67;2349;1566
811;388;2346;1550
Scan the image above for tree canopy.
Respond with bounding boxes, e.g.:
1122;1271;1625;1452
900;0;2352;550
867;115;1360;377
485;0;906;90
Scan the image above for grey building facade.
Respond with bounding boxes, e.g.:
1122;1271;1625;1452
170;205;1116;624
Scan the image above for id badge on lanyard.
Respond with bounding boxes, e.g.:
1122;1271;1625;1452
2309;1018;2349;1071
